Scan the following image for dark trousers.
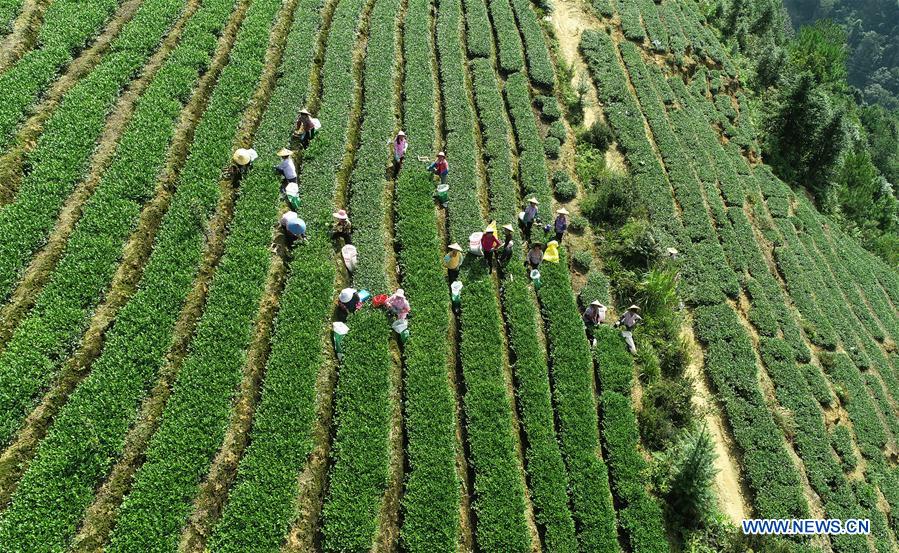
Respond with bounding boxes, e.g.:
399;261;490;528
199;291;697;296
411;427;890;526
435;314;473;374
333;230;351;244
448;267;459;282
484;249;495;271
523;221;533;240
555;231;564;243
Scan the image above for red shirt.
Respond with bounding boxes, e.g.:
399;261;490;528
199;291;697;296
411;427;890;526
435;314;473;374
481;233;500;252
431;159;448;175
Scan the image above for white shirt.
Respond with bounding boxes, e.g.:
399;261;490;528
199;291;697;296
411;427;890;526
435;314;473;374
277;157;297;180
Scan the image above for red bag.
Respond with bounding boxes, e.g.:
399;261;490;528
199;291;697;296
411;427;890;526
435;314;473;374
372;294;389;308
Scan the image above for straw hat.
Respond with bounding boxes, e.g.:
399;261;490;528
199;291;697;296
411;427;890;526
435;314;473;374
437;151;446;158
484;221;497;233
397;130;405;136
277;147;293;157
233;149;252;166
666;247;679;256
395;289;405;297
556;207;569;215
448;243;463;252
339;288;355;303
527;197;539;204
300;108;311;115
591;300;603;306
333;209;348;220
628;304;640;311
502;223;514;232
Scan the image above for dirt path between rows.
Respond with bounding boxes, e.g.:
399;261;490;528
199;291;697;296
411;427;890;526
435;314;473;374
682;323;750;525
548;0;599;128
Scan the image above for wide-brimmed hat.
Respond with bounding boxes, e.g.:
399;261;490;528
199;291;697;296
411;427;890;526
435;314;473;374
333;209;348;220
448;243;463;252
591;300;603;306
484;221;497;233
666;247;679;256
397;130;405;136
300;108;311;115
556;207;569;215
437;151;446;157
527;197;539;204
339;288;355;303
395;288;405;297
628;304;640;311
232;149;252;166
277;147;293;157
502;223;514;232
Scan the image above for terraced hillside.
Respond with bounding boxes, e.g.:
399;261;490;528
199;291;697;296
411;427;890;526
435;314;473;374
0;0;895;550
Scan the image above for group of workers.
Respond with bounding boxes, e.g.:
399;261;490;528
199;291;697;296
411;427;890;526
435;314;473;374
337;286;410;322
444;197;570;278
582;301;643;353
234;110;641;352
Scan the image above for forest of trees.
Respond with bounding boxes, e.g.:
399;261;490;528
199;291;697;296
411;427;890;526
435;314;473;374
783;0;899;110
702;0;899;266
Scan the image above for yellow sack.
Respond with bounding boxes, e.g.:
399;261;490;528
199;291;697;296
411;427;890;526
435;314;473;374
544;240;560;263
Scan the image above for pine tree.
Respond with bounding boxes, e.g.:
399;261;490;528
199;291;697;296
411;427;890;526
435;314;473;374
665;426;718;532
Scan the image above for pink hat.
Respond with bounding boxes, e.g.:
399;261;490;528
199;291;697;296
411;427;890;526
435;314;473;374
333;209;348;220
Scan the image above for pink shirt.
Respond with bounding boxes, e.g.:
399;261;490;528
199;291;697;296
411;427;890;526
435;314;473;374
394;138;407;157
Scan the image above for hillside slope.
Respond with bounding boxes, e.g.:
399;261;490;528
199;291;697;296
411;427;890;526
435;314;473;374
566;0;899;550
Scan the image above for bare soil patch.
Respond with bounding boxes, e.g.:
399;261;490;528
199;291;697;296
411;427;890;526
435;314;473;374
682;322;750;524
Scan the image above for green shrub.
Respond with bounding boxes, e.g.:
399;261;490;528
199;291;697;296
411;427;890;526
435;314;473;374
639;378;694;450
829;424;857;472
552;171;577;201
574;141;606;189
659;427;719;532
579;120;614;152
581;173;640;228
0;0;299;548
578;270;609;306
544;136;561;158
548;120;567;143
568;214;588;233
571;250;592;271
635;344;661;383
536;94;561;121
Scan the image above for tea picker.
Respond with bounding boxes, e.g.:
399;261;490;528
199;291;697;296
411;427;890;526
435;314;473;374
426;151;449;185
553;208;569;242
332;209;352;244
294;108;321;147
498;223;515;268
614;305;643;354
520;197;539;240
386;288;410;321
420;151;449;206
232;148;258;176
480;222;500;272
279;211;306;246
275;148;297;187
442;243;464;282
336;287;362;323
389;130;407;174
527;242;543;269
583;300;607;347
